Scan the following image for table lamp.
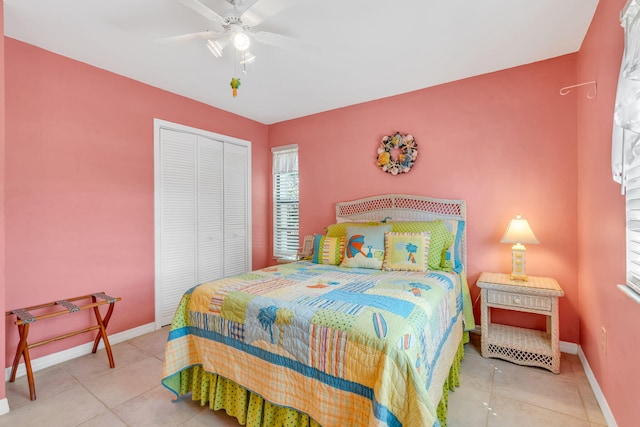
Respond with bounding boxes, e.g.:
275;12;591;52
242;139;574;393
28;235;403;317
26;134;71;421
501;215;539;281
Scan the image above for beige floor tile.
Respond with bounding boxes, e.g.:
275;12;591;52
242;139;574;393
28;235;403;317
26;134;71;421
128;327;170;357
0;383;108;426
78;409;128;427
459;351;495;394
576;378;608;425
83;356;163;408
448;340;495;427
557;353;578;377
569;355;589;382
561;353;581;372
448;384;490;427
114;385;206;426
488;395;591;427
491;358;588;420
61;341;152;383
5;364;79;410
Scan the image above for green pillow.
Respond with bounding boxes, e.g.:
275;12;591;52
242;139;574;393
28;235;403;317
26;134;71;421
325;222;383;238
383;232;431;272
390;221;454;271
311;235;345;265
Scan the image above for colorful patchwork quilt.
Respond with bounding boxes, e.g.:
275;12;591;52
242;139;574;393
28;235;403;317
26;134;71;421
162;261;472;426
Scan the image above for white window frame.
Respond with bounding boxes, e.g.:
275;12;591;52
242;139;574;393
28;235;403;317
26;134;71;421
272;145;299;260
614;0;640;303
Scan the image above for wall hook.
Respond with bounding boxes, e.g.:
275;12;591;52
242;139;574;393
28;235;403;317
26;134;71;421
559;81;597;99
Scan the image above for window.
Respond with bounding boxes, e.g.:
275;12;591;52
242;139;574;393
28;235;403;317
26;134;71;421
613;0;640;302
272;145;299;259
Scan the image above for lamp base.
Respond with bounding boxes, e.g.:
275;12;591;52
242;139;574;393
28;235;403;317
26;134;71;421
510;244;528;281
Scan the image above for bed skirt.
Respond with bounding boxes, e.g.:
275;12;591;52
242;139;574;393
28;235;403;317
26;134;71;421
168;332;468;427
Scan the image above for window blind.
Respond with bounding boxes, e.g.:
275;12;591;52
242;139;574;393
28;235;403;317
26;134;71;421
272;145;299;259
626;159;640;296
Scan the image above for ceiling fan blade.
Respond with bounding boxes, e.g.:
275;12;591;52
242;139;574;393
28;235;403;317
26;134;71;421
177;0;227;26
241;0;299;28
156;30;223;43
252;30;308;50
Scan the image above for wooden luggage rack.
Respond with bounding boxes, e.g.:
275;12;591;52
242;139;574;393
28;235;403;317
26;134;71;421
5;292;121;400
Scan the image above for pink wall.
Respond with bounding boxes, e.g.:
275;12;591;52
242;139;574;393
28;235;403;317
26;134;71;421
3;3;636;423
3;38;270;363
577;0;640;425
0;0;6;403
270;56;580;343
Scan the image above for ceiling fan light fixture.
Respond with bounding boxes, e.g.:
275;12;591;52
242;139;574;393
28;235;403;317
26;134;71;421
240;52;256;64
206;39;226;58
232;31;251;51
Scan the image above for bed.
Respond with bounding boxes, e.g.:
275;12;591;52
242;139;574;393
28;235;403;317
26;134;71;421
162;194;475;427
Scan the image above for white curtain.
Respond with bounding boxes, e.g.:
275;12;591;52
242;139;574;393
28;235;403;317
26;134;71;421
613;0;640;193
272;145;298;174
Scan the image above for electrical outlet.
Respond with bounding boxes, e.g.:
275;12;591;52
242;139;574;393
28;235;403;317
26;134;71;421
601;326;607;355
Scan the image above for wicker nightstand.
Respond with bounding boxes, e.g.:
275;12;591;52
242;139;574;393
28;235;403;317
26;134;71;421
477;272;564;373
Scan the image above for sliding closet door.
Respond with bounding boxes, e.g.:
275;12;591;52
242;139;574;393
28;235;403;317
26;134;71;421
224;142;249;276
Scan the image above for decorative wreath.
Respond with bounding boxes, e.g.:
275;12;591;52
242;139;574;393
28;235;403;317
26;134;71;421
376;132;418;175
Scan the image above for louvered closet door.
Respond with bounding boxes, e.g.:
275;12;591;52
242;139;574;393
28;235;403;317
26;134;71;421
224;142;249;276
156;122;250;326
197;136;224;283
158;129;198;326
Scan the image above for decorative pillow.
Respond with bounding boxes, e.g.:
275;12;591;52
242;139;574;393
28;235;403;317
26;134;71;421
442;220;466;273
325;222;383;238
340;224;392;269
389;221;454;271
383;232;431;272
311;235;346;265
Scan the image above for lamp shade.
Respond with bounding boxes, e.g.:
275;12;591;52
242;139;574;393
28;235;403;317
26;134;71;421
500;215;539;244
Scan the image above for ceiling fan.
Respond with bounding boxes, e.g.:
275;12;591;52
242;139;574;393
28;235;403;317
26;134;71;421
162;0;303;62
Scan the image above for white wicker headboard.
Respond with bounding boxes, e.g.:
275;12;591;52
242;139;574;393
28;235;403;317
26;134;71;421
335;194;467;268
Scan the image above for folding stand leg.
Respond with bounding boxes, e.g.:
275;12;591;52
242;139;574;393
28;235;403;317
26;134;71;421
10;323;36;400
91;300;116;368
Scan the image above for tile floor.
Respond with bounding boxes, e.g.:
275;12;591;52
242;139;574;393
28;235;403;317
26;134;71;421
448;334;607;427
2;329;608;426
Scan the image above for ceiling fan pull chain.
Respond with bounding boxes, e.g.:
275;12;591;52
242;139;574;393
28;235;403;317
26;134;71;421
243;51;247;75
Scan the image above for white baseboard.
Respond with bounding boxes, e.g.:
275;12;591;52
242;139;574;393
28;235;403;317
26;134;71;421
0;398;9;416
577;346;617;427
4;322;156;382
560;340;579;355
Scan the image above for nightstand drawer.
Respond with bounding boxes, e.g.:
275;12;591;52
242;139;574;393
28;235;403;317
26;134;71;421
487;290;551;312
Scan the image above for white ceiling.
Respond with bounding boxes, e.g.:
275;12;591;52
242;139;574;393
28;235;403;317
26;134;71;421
4;0;599;124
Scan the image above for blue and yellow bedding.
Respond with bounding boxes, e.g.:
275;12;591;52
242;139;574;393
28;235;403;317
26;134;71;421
162;261;473;426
